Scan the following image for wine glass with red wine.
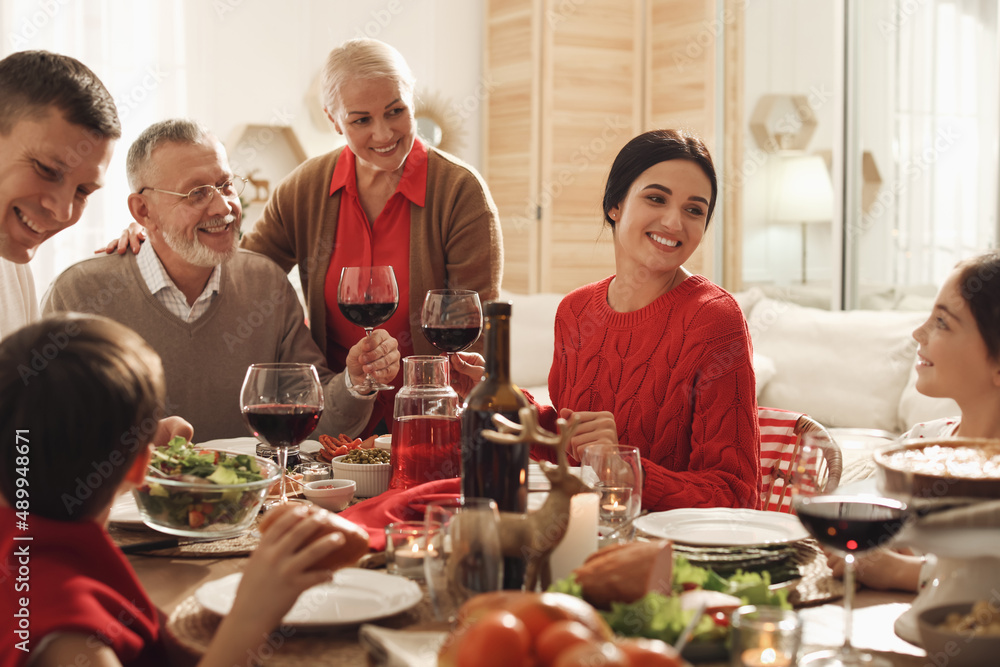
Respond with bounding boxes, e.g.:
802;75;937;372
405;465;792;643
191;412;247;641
337;266;399;392
792;494;910;666
240;363;324;507
420;289;482;357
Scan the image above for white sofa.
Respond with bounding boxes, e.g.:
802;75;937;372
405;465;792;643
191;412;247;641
504;288;959;439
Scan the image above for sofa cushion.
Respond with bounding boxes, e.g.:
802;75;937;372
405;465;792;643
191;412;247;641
747;298;925;431
753;353;777;399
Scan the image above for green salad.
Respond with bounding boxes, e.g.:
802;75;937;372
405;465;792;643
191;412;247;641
549;556;790;647
138;437;270;530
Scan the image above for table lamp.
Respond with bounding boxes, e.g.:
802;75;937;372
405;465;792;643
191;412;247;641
772;153;834;283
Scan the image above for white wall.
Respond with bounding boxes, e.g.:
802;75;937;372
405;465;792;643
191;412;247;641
186;0;484;168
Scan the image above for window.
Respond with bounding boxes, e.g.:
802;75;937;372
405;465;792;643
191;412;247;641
1;1;187;296
740;0;998;311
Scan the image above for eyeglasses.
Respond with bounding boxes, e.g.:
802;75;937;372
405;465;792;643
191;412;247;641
138;176;247;209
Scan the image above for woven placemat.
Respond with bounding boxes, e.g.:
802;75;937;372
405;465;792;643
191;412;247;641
109;521;259;558
788;539;844;607
166;587;435;666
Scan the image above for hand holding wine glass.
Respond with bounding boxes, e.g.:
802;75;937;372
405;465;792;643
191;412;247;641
241;363;324;507
338;266;399;392
421;289;483;357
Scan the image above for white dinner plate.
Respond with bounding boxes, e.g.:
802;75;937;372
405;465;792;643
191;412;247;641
527;462;582;491
108;492;144;528
635;508;809;547
198;437;321;456
195;569;422;626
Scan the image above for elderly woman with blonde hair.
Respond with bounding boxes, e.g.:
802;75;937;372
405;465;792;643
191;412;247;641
241;38;503;435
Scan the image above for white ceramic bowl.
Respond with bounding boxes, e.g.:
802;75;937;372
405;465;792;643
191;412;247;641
303;478;356;512
918;602;1000;667
331;455;391;498
374;435;392;451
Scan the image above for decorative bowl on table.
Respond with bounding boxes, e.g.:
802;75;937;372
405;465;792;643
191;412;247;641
304;478;357;512
134;447;279;539
918;601;1000;667
874;437;1000;499
331;453;391;498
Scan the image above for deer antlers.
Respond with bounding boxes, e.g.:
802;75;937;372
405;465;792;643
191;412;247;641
483;407;578;471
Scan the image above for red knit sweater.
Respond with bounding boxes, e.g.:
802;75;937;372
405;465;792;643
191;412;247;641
534;275;761;512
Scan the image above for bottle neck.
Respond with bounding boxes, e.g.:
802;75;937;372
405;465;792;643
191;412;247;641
482;313;511;383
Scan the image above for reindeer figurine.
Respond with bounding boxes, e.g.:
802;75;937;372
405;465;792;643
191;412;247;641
482;406;593;591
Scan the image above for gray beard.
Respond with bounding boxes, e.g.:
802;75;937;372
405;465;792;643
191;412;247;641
161;215;239;268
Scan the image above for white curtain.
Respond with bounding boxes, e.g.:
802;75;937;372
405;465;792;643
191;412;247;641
1;0;188;297
893;0;998;287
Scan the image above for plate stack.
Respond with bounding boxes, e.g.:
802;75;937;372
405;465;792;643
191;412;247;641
635;508;812;586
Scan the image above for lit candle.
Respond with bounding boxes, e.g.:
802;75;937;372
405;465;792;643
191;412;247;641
385;521;430;581
391;542;427;581
601;501;628;516
549;492;599;584
740;648;792;667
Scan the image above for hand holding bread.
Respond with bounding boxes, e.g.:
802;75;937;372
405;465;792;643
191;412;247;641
198;504;371;664
227;504;369;634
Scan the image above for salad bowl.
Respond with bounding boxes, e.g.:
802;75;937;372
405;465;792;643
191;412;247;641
134;439;279;538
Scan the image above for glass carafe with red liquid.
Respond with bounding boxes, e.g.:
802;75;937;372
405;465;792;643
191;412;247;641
390;356;461;489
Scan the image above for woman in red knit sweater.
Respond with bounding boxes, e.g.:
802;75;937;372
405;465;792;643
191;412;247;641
457;130;761;512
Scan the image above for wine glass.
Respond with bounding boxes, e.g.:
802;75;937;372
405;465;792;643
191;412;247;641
423;497;503;622
337;266;399;392
420;289;483;357
240;363;324;508
791;491;909;666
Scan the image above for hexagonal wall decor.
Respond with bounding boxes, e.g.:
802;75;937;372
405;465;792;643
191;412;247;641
749;94;818;152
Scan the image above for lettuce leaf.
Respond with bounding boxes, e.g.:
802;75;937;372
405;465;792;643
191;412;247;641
548;556;790;645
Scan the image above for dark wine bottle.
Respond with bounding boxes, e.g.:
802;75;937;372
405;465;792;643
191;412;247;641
461;301;530;590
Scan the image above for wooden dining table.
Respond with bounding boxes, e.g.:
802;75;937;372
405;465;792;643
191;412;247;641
127;546;930;667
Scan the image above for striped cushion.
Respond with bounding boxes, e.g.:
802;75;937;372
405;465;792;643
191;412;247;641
758;407;803;513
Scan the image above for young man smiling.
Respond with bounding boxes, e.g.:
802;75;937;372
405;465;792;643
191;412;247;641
0;50;120;340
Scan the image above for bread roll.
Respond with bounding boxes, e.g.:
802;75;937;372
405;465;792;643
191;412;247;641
259;502;369;571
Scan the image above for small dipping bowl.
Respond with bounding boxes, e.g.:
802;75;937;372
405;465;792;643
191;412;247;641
918;602;1000;667
303;478;356;512
375;435;392;451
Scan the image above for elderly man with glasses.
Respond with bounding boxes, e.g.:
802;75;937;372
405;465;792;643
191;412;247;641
43;119;400;441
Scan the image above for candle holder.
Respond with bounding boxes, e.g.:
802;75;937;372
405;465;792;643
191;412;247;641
730;605;801;667
580;445;642;546
294;460;330;484
597;484;632;527
385;521;432;582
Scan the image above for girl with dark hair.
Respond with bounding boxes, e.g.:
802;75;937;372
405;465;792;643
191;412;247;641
825;251;1000;593
457;129;760;512
904;250;1000;440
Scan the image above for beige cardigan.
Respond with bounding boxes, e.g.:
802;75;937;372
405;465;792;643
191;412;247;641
241;145;503;357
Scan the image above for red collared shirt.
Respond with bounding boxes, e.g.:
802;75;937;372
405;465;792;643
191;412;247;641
323;138;428;432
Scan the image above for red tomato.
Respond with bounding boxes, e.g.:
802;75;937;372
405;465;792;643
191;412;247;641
616;638;684;667
552;641;628;667
535;620;597;665
456;610;532;667
188;509;206;528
